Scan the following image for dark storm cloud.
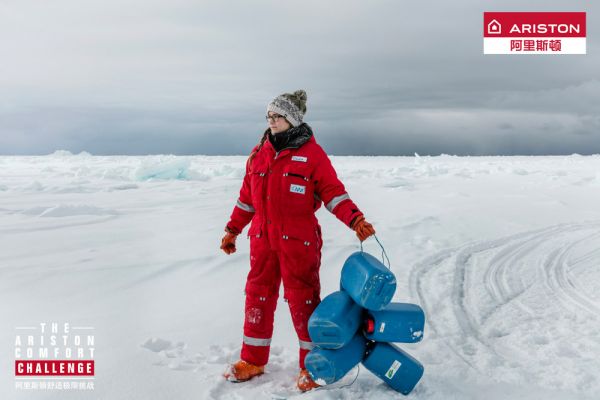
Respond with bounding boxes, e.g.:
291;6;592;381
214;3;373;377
0;0;598;155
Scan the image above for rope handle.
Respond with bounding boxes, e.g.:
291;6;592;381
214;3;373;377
359;234;391;270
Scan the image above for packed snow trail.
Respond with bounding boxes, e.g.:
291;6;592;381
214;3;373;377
409;221;600;393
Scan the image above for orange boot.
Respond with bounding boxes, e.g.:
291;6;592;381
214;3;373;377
297;369;320;392
223;360;265;382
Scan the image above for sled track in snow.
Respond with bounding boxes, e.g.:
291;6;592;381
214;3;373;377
409;221;600;373
541;230;600;318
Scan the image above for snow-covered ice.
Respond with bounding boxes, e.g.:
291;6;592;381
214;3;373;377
1;153;600;399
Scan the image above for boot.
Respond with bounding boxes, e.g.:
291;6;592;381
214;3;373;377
223;360;265;382
297;369;320;392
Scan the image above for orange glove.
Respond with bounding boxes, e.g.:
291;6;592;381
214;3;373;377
220;232;237;255
351;216;376;242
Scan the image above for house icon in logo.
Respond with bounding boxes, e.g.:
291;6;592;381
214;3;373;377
487;19;501;34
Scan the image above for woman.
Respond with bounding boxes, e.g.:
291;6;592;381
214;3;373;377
220;90;375;392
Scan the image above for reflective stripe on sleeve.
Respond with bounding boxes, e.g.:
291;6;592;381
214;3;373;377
236;199;255;213
298;340;315;350
243;335;271;347
325;193;350;212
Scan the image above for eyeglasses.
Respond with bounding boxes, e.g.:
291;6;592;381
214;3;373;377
266;114;285;122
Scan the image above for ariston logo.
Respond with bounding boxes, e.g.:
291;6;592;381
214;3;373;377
508;23;581;35
483;12;586;55
487;19;501;35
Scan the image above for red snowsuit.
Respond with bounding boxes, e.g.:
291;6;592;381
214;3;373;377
226;132;363;369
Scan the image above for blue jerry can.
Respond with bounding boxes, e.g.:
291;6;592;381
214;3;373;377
361;342;424;395
305;332;367;385
363;303;425;343
308;290;363;349
340;251;396;311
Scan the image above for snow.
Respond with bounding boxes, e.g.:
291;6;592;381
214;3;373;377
1;153;600;399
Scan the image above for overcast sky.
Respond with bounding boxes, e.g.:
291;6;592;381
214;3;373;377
1;0;598;155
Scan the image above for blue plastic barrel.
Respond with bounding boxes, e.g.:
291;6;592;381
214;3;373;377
363;303;425;343
305;332;367;385
361;342;424;395
340;251;396;311
308;290;363;349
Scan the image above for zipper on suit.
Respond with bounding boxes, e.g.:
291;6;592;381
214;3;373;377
284;172;309;181
274;145;298;160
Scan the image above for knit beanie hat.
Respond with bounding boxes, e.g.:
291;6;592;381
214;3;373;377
267;90;307;127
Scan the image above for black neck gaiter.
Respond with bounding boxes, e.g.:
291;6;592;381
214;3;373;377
268;123;313;152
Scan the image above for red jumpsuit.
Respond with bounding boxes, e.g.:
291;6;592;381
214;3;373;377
226;133;363;369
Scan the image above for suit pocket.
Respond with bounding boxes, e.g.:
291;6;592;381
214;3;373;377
247;222;262;239
282;167;313;212
249;169;268;210
281;220;317;247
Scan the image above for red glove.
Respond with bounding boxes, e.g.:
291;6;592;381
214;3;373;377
351;216;376;242
220;232;238;255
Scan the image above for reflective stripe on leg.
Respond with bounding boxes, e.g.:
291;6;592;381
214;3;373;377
243;335;272;347
299;340;314;350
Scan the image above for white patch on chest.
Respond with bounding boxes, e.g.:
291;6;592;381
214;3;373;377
291;156;308;162
290;184;306;195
